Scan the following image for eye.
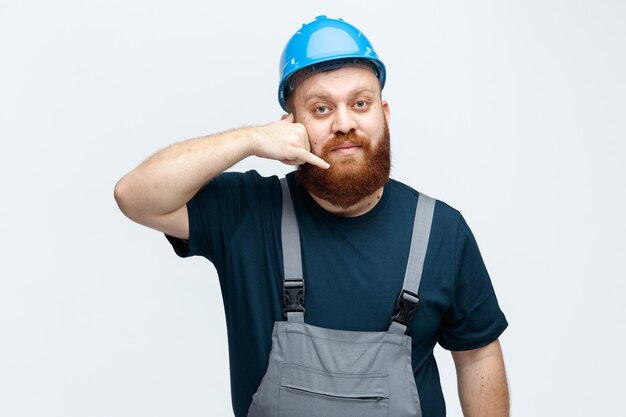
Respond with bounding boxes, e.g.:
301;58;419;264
315;105;328;114
354;100;368;109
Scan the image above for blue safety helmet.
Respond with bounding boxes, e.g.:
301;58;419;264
278;16;386;111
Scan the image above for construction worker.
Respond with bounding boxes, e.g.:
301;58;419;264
115;16;509;417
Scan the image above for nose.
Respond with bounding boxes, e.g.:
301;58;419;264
331;105;357;134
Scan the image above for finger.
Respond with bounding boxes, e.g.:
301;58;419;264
280;159;302;166
301;151;330;169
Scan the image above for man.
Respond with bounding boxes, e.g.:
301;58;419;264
115;16;509;417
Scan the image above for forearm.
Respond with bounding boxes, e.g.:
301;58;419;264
114;115;326;232
115;127;255;221
453;340;509;417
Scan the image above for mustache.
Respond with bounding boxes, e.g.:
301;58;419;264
323;131;371;152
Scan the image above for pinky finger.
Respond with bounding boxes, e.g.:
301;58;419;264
303;152;330;169
280;159;303;166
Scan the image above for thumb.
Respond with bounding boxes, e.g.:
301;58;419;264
281;113;294;123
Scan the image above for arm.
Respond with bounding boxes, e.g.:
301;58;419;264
451;339;509;417
114;114;328;239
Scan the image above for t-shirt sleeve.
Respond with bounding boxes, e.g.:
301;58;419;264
164;170;271;267
438;214;508;351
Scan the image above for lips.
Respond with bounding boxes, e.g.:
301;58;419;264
321;134;369;158
332;141;361;151
330;142;364;157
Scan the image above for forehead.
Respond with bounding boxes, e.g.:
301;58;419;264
293;66;381;103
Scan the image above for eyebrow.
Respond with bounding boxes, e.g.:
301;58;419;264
302;87;378;104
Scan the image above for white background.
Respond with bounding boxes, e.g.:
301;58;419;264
1;1;625;416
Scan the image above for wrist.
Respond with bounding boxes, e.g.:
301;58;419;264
241;125;265;158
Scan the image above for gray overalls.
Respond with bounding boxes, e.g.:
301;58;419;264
247;178;436;417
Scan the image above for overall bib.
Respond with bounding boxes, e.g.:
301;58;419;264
247;179;436;417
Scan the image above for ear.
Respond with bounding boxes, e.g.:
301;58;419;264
280;113;290;120
382;100;391;124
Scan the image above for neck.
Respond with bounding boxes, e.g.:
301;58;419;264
308;186;385;217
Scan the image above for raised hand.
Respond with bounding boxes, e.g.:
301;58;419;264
252;114;329;169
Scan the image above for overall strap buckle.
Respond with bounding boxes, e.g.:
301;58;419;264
283;278;305;317
391;289;419;327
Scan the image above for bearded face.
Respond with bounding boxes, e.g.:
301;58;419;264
296;120;391;209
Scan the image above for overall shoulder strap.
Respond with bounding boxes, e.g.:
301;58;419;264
389;193;436;335
279;177;305;323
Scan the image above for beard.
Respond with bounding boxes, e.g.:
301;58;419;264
296;121;391;209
